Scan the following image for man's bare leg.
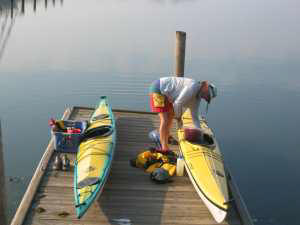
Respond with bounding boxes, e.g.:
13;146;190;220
166;109;174;142
158;112;169;151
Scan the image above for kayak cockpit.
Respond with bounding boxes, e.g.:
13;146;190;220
183;127;216;148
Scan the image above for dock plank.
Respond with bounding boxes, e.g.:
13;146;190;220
11;107;247;225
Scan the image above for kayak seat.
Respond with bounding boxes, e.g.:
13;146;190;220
77;177;100;189
80;125;113;142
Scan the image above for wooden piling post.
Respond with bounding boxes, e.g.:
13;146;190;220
45;0;48;9
0;121;7;225
175;31;186;77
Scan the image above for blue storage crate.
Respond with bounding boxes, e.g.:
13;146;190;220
52;120;87;153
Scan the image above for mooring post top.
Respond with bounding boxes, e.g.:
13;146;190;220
176;31;186;36
175;31;186;77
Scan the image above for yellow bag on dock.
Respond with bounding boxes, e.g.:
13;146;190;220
130;149;177;177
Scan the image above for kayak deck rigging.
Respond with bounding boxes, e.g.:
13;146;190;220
11;106;252;225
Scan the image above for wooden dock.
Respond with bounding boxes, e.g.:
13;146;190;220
11;106;252;225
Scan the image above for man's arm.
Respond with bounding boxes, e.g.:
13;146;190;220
190;99;201;128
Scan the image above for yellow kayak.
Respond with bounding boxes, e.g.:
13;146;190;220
177;109;229;223
74;96;116;218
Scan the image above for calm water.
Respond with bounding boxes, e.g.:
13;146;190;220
0;0;300;224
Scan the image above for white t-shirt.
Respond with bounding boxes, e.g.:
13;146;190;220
159;77;202;128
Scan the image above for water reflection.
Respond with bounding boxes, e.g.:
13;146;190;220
0;0;64;14
0;122;7;225
0;0;63;62
151;0;196;4
0;1;16;62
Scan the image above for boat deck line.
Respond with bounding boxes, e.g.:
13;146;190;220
11;106;252;225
